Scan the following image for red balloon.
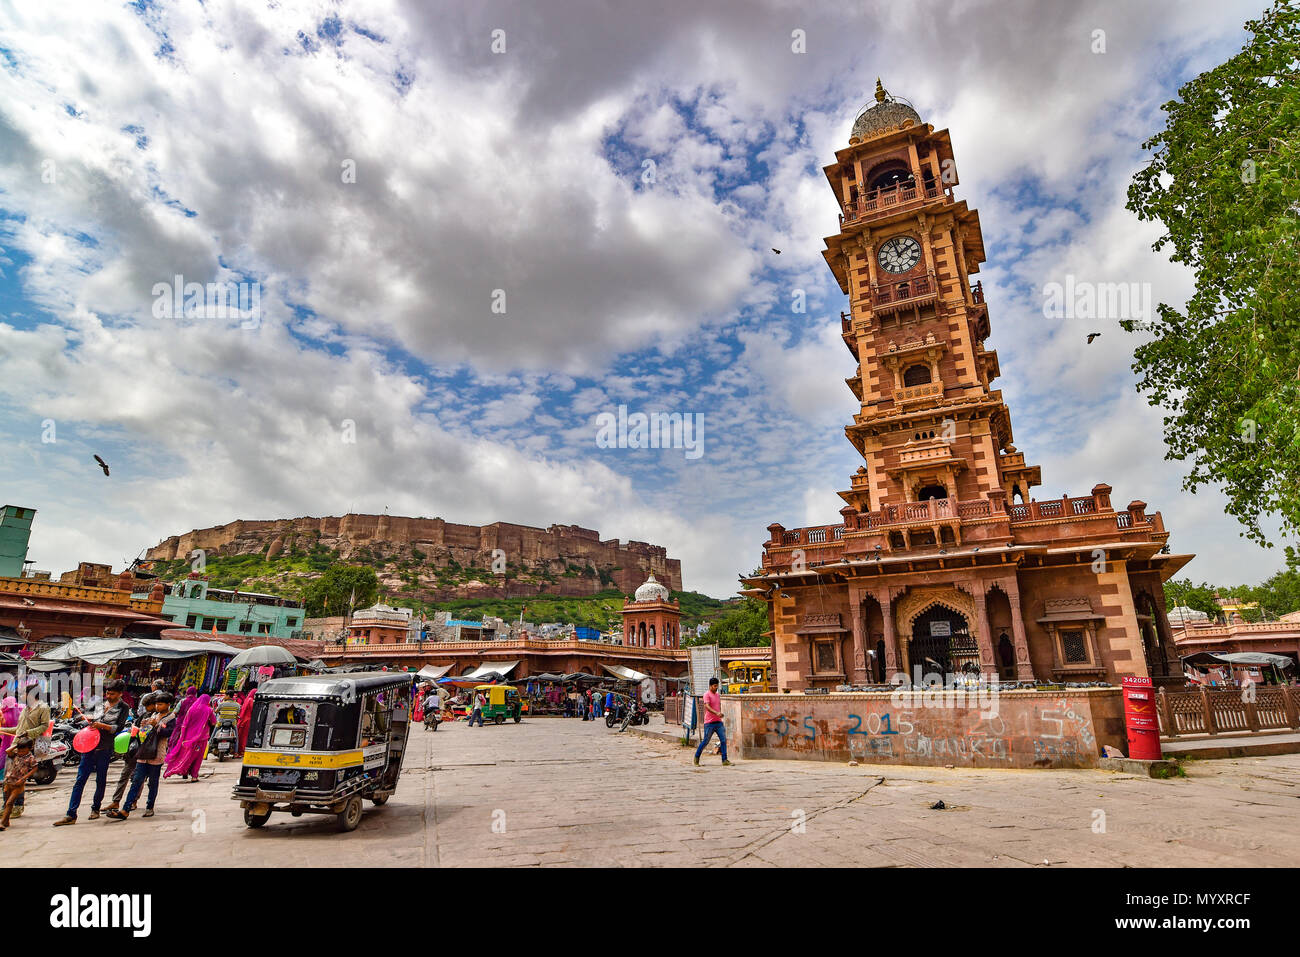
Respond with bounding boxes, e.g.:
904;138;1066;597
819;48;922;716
72;727;100;753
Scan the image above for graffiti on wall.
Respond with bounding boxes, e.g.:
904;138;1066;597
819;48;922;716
738;695;1102;769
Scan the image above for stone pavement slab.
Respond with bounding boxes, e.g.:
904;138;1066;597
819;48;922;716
2;715;1297;866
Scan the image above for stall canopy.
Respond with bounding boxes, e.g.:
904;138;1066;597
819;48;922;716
416;664;453;680
1183;651;1295;669
465;660;518;679
601;664;651;682
38;636;244;665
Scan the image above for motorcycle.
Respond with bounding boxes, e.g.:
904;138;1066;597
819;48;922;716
423;709;441;731
619;699;649;732
51;719;84;768
209;719;239;761
604;697;625;728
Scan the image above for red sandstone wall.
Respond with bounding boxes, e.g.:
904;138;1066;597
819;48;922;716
723;689;1125;769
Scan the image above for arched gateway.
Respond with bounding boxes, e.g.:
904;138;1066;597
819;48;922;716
907;604;979;682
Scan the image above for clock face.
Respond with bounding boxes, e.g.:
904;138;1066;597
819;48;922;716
877;236;922;274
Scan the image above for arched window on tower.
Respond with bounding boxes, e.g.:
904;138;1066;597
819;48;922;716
903;364;932;387
868;163;913;192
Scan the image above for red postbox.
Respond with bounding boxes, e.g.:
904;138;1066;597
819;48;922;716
1121;676;1161;760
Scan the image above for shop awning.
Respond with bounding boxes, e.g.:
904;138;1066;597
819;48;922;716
602;663;651;682
466;660;519;679
416;664;453;680
39;636;244;665
1183;651;1295;669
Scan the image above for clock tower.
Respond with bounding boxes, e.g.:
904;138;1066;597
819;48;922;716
828;79;1040;535
743;83;1192;694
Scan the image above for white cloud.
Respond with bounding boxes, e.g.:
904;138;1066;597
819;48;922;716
0;0;1288;601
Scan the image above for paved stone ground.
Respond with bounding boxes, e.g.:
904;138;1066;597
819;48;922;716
4;716;1298;866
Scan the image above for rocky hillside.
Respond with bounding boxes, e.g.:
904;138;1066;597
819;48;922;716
144;514;683;603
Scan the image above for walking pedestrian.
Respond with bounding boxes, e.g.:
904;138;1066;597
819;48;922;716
468;690;484;727
0;694;18;783
106;692;175;820
104;679;166;813
53;678;130;825
0;737;38;831
693;678;732;767
163;693;215;782
0;680;50;819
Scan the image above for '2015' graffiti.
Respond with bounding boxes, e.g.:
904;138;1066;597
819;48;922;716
759;712;914;741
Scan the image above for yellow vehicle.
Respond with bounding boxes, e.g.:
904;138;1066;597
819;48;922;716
233;672;412;832
476;684;522;724
723;660;771;694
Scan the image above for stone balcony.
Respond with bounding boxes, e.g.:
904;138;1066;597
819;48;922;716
761;484;1168;572
840;180;954;227
871;275;937;313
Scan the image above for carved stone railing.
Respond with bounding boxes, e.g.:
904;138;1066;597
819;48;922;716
895;381;943;405
872;275;935;312
1158;686;1300;737
841;181;952;226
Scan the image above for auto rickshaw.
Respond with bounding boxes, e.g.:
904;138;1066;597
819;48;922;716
722;660;772;694
476;684;522;724
232;672;412;832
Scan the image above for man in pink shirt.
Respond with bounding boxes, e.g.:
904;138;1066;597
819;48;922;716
693;677;732;766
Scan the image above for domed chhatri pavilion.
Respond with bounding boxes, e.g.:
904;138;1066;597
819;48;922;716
741;83;1194;690
622;573;681;648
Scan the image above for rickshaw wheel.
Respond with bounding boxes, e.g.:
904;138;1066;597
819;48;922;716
337;795;364;832
243;808;271;829
370;794;389;806
494;714;504;725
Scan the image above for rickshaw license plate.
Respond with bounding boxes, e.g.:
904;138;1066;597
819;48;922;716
260;770;301;786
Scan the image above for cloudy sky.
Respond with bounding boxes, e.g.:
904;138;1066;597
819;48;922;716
0;0;1289;597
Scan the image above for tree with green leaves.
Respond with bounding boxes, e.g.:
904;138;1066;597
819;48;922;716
1163;578;1221;619
686;597;770;647
1125;1;1299;546
302;565;379;618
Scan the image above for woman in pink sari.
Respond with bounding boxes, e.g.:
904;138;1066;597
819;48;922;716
164;693;214;782
0;696;18;778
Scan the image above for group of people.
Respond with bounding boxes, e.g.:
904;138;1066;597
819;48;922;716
564;686;611;720
0;675;261;832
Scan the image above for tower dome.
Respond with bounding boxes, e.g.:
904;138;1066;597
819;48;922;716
634;573;670;603
849;79;922;144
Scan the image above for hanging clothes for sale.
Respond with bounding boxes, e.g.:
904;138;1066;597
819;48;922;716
176;656;206;694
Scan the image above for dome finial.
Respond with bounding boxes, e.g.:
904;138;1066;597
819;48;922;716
874;78;888;103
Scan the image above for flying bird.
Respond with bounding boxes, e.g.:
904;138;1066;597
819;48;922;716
93;454;110;476
1086;333;1102;344
771;248;781;254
